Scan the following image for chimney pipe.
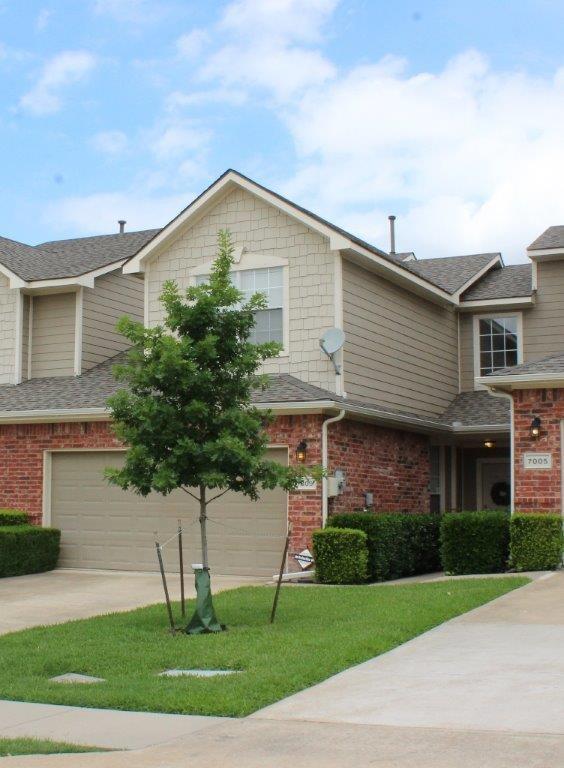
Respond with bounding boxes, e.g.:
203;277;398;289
118;220;126;234
388;215;396;255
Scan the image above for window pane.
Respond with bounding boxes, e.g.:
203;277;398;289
479;316;519;374
250;309;283;345
493;351;506;369
254;269;269;290
503;317;517;333
490;319;505;335
506;349;518;367
479;319;492;334
269;266;283;286
268;286;283;308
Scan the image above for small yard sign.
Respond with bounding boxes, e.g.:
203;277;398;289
523;452;552;470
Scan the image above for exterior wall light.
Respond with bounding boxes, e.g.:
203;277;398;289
484;440;496;449
296;440;308;463
530;416;541;439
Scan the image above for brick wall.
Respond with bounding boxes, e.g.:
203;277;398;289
0;415;431;562
513;388;563;513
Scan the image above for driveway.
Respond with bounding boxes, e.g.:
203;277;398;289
0;568;259;635
2;573;564;767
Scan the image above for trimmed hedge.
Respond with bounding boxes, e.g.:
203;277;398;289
0;509;28;526
510;514;563;571
312;527;368;584
0;525;60;578
328;512;441;582
440;511;509;575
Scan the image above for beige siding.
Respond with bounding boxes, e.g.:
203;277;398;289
21;295;30;381
147;187;337;391
459;313;474;391
82;271;144;371
342;259;459;418
0;275;17;384
523;261;564;361
31;293;75;378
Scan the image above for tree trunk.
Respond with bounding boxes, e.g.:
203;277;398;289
199;484;209;569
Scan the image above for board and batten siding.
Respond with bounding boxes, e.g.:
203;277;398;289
30;293;75;378
523;260;564;361
147;186;337;391
342;259;459;418
82;271;144;371
0;274;17;385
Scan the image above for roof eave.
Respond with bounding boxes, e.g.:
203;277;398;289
526;247;564;260
457;295;535;311
477;372;564;390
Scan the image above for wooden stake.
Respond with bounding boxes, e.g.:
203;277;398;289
178;521;186;618
270;524;292;624
155;541;175;631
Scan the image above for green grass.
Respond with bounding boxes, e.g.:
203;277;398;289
0;579;527;717
0;737;105;756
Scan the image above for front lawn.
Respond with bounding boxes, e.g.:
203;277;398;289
0;738;105;756
0;579;527;717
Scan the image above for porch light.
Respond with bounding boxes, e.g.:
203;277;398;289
530;416;542;439
296;440;308;463
484;440;496;449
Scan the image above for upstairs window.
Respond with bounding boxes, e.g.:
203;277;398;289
477;316;520;376
196;266;284;345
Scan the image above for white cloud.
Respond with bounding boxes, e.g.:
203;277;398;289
220;0;338;44
19;50;97;116
150;120;210;160
176;29;209;60
35;8;52;31
165;88;247;110
43;190;189;236
280;50;564;262
93;0;162;24
91;130;128;154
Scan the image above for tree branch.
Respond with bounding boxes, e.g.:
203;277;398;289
207;488;229;504
181;486;200;502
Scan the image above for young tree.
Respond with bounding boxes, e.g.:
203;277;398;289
105;230;308;631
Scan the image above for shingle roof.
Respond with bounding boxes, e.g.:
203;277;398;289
528;226;564;251
0;230;159;282
440;390;510;427
487;351;564;378
461;264;532;301
401;253;499;294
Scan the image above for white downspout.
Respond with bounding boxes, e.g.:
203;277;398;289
489;388;515;514
322;409;346;527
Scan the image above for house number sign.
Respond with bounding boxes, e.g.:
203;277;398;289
296;477;317;491
523;453;552;470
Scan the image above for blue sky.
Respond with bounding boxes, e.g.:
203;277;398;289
2;0;564;263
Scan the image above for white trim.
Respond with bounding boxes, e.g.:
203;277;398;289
13;290;24;385
10;260;127;293
144;262;150;327
74;287;83;376
27;296;33;380
0;408;109;424
458;296;534;311
452;255;502;301
333;251;344;397
527;247;564;259
480;372;564;389
531;260;538;292
189;251;288;276
42;450;52;526
472;311;523;389
0;263;26;289
476;456;511;510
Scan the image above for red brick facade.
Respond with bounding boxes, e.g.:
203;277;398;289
0;414;431;561
513;388;563;513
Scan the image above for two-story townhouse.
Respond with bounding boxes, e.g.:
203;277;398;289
0;169;559;577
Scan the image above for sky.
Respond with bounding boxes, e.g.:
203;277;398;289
2;1;564;263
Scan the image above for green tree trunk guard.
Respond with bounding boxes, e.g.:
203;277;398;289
185;568;224;634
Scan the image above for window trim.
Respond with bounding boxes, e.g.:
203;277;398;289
472;311;523;389
190;253;289;356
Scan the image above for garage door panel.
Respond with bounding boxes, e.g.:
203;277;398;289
51;449;287;576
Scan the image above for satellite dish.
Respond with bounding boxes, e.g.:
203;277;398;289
319;328;345;374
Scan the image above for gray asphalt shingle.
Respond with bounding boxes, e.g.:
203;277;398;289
487;351;564;378
461;264;532;301
528;226;564;251
440;390;510;427
401;253;499;294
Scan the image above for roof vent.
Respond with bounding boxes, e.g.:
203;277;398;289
388;215;396;255
118;220;126;234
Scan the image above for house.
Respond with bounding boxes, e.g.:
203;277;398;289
0;169;558;577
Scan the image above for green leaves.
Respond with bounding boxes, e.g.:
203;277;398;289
106;229;301;505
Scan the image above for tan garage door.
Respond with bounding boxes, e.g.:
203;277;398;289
50;449;288;576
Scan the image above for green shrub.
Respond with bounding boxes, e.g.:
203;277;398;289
0;509;28;526
328;512;441;581
0;525;60;578
509;514;563;571
313;527;368;584
440;511;509;575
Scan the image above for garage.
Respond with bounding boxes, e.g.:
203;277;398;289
48;448;288;577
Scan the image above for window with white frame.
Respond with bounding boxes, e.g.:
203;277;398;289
196;266;284;345
477;316;519;376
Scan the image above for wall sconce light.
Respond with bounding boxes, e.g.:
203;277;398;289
484;440;496;449
296;440;308;463
530;416;541;439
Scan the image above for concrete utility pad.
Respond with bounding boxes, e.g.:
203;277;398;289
49;674;105;684
159;668;240;678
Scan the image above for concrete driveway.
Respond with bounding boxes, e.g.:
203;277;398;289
0;568;258;635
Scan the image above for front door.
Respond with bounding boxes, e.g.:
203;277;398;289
478;459;510;510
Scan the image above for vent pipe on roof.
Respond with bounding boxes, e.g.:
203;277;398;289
118;220;126;234
388;215;396;255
